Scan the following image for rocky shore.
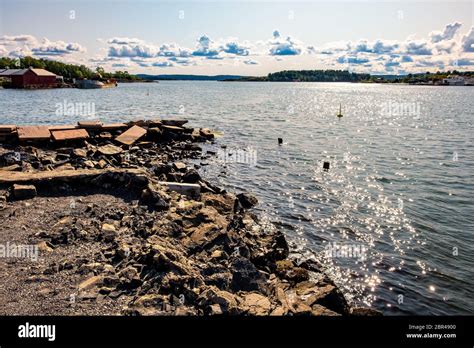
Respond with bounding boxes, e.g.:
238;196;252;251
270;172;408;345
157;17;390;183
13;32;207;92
0;120;379;316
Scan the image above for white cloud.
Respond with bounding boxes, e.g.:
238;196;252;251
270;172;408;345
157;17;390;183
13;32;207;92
435;40;456;54
350;39;399;54
243;59;259;65
157;43;191;58
430;22;462;43
192;35;219;57
455;57;474;66
220;40;250;56
1;35;84;58
337;55;370;65
0;35;36;44
461;27;474;52
107;37;144;45
268;31;303;56
320;41;350;54
8;46;33;57
108;44;156;58
168;57;196;66
404;40;432;55
31;39;85;56
152;60;174;67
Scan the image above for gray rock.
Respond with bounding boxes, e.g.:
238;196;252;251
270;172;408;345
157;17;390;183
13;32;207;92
237;192;258;209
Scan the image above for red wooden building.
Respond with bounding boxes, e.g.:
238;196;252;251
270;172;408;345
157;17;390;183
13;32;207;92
0;68;57;88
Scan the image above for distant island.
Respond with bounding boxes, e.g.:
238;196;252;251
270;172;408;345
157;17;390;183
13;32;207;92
136;74;244;81
139;69;474;86
223;69;474;85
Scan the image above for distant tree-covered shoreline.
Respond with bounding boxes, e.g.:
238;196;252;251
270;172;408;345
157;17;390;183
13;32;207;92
1;57;472;85
267;70;370;82
223;69;473;84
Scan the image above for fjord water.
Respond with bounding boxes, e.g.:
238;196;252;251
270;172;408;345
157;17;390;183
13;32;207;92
1;81;473;315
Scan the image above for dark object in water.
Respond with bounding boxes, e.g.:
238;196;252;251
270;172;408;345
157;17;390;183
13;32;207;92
278;138;283;145
323;161;330;171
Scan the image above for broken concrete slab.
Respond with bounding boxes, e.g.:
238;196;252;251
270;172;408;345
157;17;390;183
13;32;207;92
161;119;188;127
98;144;123;156
48;125;78;131
79;275;104;291
99;132;113;140
162;125;185;133
0;168;148;185
78;120;103;129
17;126;51;141
51;129;90;141
115;125;147;146
0;125;17;132
101;123;128;131
13;184;37;199
158;181;200;197
0;164;21;172
73;148;88;158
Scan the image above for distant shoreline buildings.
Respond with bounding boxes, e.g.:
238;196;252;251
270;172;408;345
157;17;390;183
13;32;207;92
0;67;117;89
441;75;474;86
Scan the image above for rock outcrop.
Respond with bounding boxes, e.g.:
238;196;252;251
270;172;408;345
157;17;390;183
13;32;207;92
0;119;376;316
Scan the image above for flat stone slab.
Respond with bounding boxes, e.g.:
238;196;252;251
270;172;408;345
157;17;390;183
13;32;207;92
161;119;188;127
115;125;147;146
17;126;51;141
158;181;200;197
78;275;104;291
98;144;123;156
48;125;78;131
51;129;90;141
162;125;185;132
101;123;128;130
78;120;103;129
0;164;21;171
0;168;148;185
0;125;17;133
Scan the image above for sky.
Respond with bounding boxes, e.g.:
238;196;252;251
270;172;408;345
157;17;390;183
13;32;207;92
0;0;473;75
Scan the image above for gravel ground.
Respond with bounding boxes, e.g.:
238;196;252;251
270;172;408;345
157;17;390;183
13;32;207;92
0;189;137;315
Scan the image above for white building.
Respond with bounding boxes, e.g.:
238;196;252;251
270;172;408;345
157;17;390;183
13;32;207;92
442;75;466;86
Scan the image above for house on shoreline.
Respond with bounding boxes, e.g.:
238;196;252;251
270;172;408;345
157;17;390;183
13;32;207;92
442;75;474;86
0;67;58;88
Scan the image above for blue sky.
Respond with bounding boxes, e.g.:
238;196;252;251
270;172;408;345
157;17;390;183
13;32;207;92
0;0;473;74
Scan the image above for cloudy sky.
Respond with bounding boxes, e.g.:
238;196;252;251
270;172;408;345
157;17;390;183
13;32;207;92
0;0;473;75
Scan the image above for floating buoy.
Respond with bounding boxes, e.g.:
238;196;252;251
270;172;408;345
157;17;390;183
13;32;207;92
278;138;283;145
337;103;343;118
323;161;330;171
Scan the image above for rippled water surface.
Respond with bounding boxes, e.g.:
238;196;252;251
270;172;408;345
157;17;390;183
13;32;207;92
1;81;473;315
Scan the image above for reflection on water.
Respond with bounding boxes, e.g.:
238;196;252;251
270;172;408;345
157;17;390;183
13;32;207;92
1;81;473;314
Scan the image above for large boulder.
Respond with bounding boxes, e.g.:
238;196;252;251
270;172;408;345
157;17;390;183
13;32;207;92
236;192;258;209
241;293;272;315
230;257;268;292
